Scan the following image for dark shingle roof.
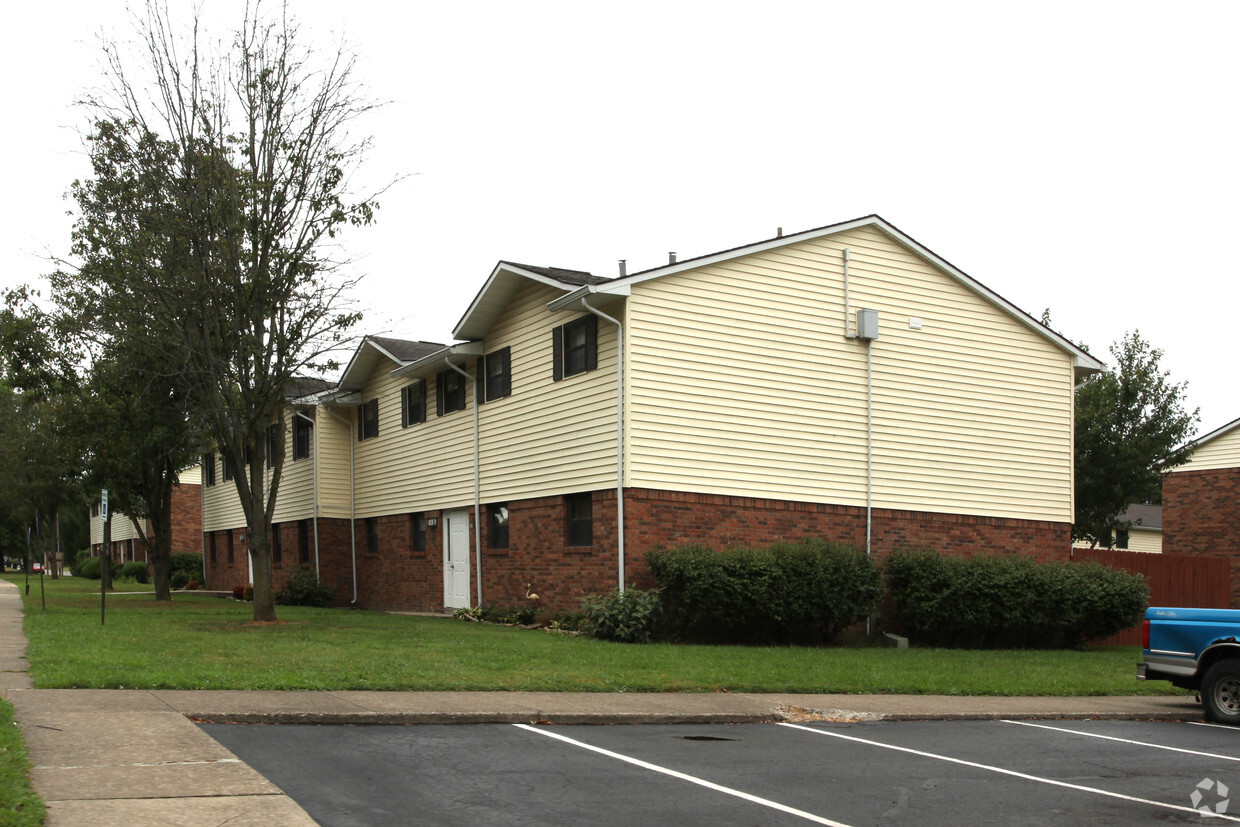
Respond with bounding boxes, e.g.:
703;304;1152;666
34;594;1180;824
501;263;611;287
368;337;447;363
1119;504;1162;531
286;376;334;399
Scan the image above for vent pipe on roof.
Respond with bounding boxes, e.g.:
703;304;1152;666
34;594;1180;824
618;260;626;277
777;227;783;237
669;252;677;264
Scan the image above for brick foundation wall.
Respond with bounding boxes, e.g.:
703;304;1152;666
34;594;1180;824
1163;468;1240;607
202;489;1073;615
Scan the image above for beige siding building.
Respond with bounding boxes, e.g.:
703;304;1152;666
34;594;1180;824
200;215;1101;612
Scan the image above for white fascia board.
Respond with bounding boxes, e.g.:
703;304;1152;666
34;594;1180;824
452;262;578;340
391;341;486;379
338;337;414;392
546;283;631;313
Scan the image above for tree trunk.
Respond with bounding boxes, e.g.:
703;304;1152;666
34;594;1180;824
249;532;276;622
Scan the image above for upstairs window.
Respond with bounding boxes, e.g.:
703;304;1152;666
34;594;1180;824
203;454;216;486
265;423;281;467
222;454;233;482
566;493;593;546
358;399;379;441
476;347;512;404
293;416;313;460
488;503;510;550
553;315;598;381
1116;529;1130;550
91;502;100;518
401;380;427;427
436;369;467;416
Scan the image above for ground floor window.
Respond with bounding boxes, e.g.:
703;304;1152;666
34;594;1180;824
299;520;311;565
488;503;509;549
567;493;593;546
272;524;283;565
411;513;427;553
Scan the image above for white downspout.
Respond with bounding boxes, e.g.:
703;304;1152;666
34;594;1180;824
296;411;321;578
580;296;626;592
327;407;357;605
866;341;874;559
445;358;483;606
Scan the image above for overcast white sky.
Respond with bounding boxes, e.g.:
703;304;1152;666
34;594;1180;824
3;1;1236;435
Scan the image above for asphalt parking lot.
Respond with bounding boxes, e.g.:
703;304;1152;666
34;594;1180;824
201;718;1240;825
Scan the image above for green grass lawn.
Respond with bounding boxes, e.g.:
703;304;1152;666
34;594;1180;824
9;574;1180;696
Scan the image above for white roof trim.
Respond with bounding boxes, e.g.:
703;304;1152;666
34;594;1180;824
1181;415;1240;455
547;283;632;312
452;262;580;340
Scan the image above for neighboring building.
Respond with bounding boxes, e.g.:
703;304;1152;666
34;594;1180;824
1072;504;1163;553
1163;415;1240;606
201;215;1103;612
89;466;203;563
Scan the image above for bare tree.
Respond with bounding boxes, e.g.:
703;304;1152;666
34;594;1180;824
61;1;378;620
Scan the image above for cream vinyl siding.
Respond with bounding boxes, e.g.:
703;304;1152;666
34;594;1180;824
314;408;353;519
201;410;345;531
90;512;142;544
352;282;618;517
626;225;1075;523
1175;426;1240;472
1073;529;1162;554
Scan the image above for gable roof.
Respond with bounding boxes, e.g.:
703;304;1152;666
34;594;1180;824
1180;415;1240;456
338;336;446;392
453;262;609;341
548;214;1104;378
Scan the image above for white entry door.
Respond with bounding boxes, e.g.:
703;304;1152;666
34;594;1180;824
443;509;471;609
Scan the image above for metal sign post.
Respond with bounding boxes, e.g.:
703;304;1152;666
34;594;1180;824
100;490;108;627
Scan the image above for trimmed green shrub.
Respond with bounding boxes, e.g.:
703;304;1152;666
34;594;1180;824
71;550;93;577
277;568;335;607
884;549;1149;648
169;553;203;581
170;571;191;589
120;562;150;584
74;556;121;581
582;588;662;643
648;539;883;645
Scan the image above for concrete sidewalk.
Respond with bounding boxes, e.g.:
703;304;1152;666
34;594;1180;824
0;580;1206;827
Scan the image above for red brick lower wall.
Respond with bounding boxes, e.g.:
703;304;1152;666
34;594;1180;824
170;484;202;553
1163;467;1240;607
203;489;1072;614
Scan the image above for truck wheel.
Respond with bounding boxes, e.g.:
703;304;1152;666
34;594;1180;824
1202;661;1240;725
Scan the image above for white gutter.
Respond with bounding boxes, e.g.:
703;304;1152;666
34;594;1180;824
580;295;626;591
326;406;357;605
444;356;483;607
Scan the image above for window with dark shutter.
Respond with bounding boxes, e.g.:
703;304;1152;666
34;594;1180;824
401;380;426;427
553;315;597;380
437;369;466;415
299;519;311;564
293;416;313;460
488;503;509;549
358;399;379;440
272;524;282;565
366;518;379;555
567;493;593;546
411;512;427;553
203;454;216;486
265;423;280;467
478;347;512;403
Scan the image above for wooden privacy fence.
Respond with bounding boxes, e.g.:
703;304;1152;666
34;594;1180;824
1071;549;1231;646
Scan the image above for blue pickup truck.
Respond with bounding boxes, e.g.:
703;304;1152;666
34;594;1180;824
1139;606;1240;724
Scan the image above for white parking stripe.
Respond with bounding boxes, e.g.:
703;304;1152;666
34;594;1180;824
777;722;1240;823
1189;721;1240;732
1002;719;1240;761
513;724;852;826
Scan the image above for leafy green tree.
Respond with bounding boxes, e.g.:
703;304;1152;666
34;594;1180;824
1074;331;1199;547
56;2;378;621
